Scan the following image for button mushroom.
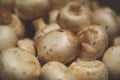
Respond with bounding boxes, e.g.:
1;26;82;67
92;7;119;44
57;1;91;33
0;48;41;80
69;59;108;80
69;44;108;80
77;25;108;59
41;61;75;80
37;29;79;64
0;26;17;52
15;0;49;20
102;46;120;80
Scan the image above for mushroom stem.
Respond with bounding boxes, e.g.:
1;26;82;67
33;18;46;31
49;9;59;23
79;43;97;61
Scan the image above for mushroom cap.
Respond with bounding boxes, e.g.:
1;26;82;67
102;46;120;80
0;26;17;52
92;8;118;43
57;2;91;33
69;59;108;80
0;48;41;80
77;25;108;59
37;29;79;64
41;61;75;80
15;0;49;20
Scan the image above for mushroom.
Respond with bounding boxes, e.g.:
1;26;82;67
33;18;61;46
57;2;92;33
41;61;75;80
102;46;120;80
0;48;41;80
0;26;17;52
69;44;108;80
77;25;108;59
0;9;25;39
17;38;36;56
15;0;49;20
37;29;79;64
92;7;119;44
69;59;108;80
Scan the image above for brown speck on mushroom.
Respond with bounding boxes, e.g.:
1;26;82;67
49;49;52;52
43;46;46;49
58;29;64;32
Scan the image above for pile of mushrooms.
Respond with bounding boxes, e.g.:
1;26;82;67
0;0;120;80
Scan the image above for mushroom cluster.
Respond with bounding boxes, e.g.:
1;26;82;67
0;0;120;80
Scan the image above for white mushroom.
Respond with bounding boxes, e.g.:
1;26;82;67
57;2;91;33
17;38;36;56
0;48;41;80
69;59;108;80
69;44;108;80
0;26;17;52
92;8;119;44
77;25;108;59
15;0;49;20
102;46;120;80
37;29;79;64
41;61;75;80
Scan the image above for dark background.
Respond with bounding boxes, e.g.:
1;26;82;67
99;0;120;14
